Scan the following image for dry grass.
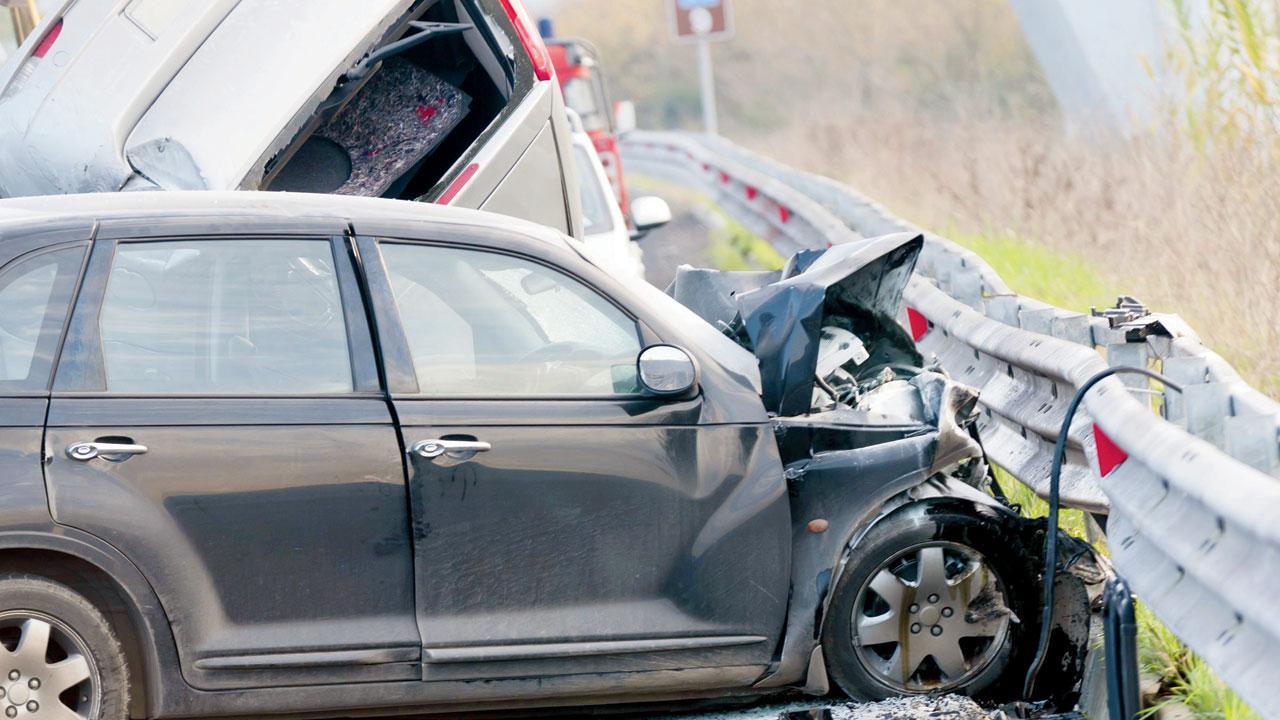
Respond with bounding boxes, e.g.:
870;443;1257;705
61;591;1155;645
558;0;1280;394
751;114;1280;395
554;0;1052;134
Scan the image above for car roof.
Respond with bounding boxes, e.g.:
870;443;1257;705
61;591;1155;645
0;192;576;250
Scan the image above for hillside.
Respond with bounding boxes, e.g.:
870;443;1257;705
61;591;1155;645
549;0;1055;134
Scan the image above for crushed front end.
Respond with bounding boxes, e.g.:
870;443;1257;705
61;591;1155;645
667;233;1100;708
668;233;986;483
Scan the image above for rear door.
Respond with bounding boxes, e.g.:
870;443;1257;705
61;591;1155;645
44;232;419;690
0;234;87;528
356;233;790;688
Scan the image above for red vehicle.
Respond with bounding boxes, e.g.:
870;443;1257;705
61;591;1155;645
544;36;631;222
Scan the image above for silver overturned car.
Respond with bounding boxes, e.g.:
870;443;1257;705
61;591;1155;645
0;192;1094;719
0;0;584;236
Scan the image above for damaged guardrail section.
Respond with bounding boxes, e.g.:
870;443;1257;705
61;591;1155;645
623;131;1280;718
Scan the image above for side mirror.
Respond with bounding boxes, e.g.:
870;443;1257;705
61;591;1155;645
629;196;672;239
637;345;698;396
614;100;637;135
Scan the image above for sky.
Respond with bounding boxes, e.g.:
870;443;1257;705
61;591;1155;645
524;0;563;14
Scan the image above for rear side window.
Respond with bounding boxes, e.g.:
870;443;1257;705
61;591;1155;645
97;240;353;394
0;246;84;392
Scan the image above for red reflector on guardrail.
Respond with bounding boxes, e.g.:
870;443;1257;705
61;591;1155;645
778;206;790;223
1093;424;1128;476
906;307;929;342
746;186;757;200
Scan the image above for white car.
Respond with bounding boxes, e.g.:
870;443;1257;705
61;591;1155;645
567;110;670;281
0;0;585;237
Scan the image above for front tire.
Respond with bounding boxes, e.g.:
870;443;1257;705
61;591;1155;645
0;574;130;720
821;503;1039;700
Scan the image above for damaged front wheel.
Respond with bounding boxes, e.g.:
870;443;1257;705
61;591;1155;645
821;504;1038;700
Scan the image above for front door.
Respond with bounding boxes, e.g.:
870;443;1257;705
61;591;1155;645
357;236;790;685
44;235;419;689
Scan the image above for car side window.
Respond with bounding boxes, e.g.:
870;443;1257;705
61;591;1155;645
379;243;642;397
98;239;354;394
0;246;84;392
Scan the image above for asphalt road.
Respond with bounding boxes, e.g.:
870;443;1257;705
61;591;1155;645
639;204;720;289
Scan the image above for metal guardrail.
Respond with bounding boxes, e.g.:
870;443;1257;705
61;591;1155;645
623;131;1280;719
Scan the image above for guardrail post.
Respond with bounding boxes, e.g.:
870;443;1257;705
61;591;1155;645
1106;343;1151;393
985;295;1021;327
1162;356;1209;426
1019;307;1056;335
951;267;984;310
1183;382;1232;450
1050;313;1093;348
1224;416;1280;476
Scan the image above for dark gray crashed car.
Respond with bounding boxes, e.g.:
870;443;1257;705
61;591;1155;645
0;192;1089;719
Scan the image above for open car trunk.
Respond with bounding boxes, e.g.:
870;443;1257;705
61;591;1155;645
260;0;516;199
123;0;524;201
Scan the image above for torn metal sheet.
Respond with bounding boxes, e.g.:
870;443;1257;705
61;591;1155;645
669;233;925;418
669;234;980;479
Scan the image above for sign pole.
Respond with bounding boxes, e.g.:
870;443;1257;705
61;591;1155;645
696;37;718;135
669;0;732;136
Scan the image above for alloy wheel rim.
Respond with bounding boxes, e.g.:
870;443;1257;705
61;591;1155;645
0;611;99;720
851;541;1012;693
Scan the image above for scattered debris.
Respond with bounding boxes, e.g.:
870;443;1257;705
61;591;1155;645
823;694;990;720
645;695;997;720
1091;295;1150;328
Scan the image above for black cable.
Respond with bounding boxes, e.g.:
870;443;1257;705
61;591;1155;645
1021;366;1183;700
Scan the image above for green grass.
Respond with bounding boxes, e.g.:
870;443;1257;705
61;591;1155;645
708;221;786;271
1149;656;1263;720
1135;600;1261;720
941;226;1121;314
992;468;1090;542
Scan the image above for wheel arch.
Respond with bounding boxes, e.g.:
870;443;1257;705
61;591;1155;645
815;484;1042;699
754;434;1026;691
821;476;1030;641
0;530;185;719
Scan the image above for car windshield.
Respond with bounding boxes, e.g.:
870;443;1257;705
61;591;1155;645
562;77;610;134
573;145;615;234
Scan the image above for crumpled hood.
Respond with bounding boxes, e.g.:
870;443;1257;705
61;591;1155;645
668;232;925;416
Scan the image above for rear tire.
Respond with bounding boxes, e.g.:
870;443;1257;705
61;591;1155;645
821;503;1039;701
0;573;130;720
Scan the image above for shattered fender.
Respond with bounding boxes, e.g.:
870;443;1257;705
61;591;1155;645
754;435;938;689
